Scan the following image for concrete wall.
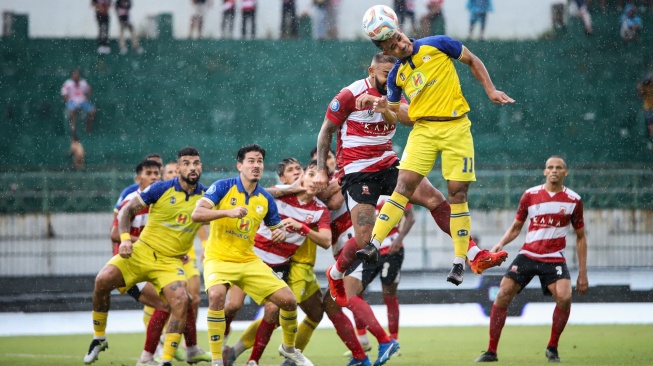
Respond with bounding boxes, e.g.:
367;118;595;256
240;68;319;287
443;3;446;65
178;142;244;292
1;0;562;40
1;208;652;276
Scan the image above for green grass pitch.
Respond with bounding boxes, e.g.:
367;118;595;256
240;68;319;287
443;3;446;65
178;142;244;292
1;325;652;365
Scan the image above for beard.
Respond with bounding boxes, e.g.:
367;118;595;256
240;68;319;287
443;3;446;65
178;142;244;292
374;76;387;95
181;172;200;185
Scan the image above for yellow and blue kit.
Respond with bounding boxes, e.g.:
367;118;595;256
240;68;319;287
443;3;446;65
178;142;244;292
200;176;283;263
136;178;206;257
387;36;471;121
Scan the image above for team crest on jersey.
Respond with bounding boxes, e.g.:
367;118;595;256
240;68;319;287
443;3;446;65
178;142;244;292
367;108;375;116
422;55;431;62
237;217;252;233
256;205;264;214
306;214;314;222
510;265;518;273
361;184;370;195
176;212;190;224
170;197;176;204
230;198;237;206
330;99;340;112
558;206;567;214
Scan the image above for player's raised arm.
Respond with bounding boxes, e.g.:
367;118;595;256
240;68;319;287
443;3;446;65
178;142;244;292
315;117;339;191
459;46;515;106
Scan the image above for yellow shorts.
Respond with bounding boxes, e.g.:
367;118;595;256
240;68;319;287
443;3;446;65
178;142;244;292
399;116;476;182
183;258;200;279
288;262;321;303
203;257;288;305
108;241;187;295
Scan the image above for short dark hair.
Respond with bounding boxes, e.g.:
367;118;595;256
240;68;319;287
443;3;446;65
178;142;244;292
144;153;162;160
372;52;397;65
277;157;301;177
372;39;384;51
237;144;266;163
135;159;162;175
305;159;318;171
547;155;567;169
177;147;200;159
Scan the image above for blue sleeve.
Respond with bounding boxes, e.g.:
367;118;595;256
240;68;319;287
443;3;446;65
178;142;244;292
261;191;282;228
114;183;138;211
387;62;402;103
419;36;463;60
139;180;173;205
202;179;233;207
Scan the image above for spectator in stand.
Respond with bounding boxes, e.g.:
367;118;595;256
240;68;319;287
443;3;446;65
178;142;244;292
70;136;86;170
467;0;493;40
620;4;643;44
242;0;257;39
419;0;444;37
569;0;594;35
115;0;143;55
281;0;299;39
394;0;416;34
92;0;112;54
637;71;653;151
326;0;339;39
61;69;96;138
222;0;236;39
189;0;211;39
313;0;328;40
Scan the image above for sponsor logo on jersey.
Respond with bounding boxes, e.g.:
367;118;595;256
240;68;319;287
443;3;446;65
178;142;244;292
230;198;237;206
399;73;406;81
330;99;340;112
176;212;189;224
411;70;426;89
237;217;252;233
176;267;185;276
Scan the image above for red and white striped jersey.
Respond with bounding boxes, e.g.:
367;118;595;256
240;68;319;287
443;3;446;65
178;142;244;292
376;196;412;255
329;202;355;259
112;190;149;255
515;185;585;263
325;78;398;177
254;191;330;265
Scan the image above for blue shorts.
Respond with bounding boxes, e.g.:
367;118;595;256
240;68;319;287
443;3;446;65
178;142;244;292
470;12;487;25
66;101;94;113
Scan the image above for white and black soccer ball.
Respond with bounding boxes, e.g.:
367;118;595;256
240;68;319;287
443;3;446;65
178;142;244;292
362;5;399;41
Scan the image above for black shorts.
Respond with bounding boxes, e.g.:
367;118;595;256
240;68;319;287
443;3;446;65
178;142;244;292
504;254;571;296
268;263;290;283
341;162;399;209
362;247;404;288
118;14;130;23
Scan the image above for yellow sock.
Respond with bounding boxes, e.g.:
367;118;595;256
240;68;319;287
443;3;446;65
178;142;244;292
295;316;319;351
92;311;108;338
142;305;154;329
162;333;181;361
371;192;409;245
450;202;471;258
207;309;225;360
279;309;298;348
241;318;262;349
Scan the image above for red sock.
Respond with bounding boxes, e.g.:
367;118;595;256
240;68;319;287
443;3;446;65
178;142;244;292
335;237;359;273
548;305;570;348
348;296;391;344
353;294;367;334
383;295;399;340
488;304;508;353
249;319;277;362
144;309;169;353
468;236;477;251
183;306;197;348
328;311;367;360
430;201;451;236
224;314;233;337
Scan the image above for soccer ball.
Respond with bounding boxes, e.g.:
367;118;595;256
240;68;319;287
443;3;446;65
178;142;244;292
362;5;399;41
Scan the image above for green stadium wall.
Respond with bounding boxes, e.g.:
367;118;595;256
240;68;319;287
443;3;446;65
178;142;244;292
1;14;651;169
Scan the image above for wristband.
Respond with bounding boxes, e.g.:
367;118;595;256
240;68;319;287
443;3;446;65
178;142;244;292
120;233;132;242
298;224;311;236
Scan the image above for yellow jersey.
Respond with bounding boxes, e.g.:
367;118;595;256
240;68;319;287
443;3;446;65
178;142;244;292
291;237;318;266
387;36;470;121
201;176;283;263
136;178;206;257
